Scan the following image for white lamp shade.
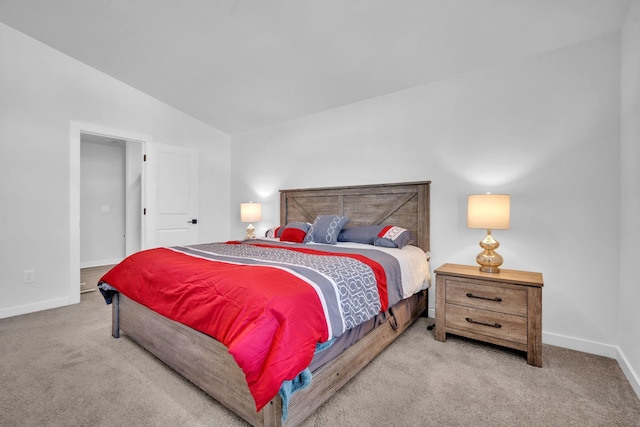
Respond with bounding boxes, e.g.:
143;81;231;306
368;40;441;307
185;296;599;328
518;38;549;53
467;194;510;230
240;202;262;223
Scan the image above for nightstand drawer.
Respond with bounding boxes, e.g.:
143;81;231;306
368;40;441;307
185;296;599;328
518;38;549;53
445;279;527;316
445;304;527;345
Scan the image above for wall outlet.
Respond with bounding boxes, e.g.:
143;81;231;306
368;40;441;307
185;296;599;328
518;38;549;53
23;270;35;283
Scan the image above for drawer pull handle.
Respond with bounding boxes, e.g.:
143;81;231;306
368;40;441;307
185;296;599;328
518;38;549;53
466;292;502;302
466;317;502;328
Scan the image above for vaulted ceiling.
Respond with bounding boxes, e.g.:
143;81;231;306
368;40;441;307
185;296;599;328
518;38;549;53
0;0;631;135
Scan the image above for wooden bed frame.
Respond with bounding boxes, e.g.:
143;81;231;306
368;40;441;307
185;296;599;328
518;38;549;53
112;180;431;426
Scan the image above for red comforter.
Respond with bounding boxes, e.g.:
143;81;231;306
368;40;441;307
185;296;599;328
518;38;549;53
99;241;393;411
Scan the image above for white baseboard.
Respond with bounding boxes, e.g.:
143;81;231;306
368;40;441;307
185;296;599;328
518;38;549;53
617;347;640;399
542;332;640;398
0;296;74;319
425;316;639;400
539;332;639;399
542;331;619;358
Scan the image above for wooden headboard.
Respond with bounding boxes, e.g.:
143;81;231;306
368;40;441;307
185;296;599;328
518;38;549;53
280;181;430;252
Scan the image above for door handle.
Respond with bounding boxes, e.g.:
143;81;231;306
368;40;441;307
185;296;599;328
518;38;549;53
187;219;198;224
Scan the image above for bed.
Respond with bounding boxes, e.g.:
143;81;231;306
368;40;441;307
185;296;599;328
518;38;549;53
100;180;431;426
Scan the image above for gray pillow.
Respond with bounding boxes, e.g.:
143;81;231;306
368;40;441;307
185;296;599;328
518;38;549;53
304;215;350;245
338;225;386;244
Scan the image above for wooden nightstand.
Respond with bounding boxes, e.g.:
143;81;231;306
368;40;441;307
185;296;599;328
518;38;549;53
434;263;544;367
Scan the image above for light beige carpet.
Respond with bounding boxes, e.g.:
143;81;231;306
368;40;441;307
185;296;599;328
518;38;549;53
1;267;638;426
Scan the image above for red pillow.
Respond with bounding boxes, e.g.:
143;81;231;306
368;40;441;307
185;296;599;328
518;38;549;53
279;222;311;243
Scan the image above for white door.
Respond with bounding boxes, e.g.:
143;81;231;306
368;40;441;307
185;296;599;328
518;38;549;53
145;143;199;248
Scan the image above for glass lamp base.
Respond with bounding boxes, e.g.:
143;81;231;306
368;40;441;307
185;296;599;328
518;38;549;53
245;224;256;240
476;229;503;273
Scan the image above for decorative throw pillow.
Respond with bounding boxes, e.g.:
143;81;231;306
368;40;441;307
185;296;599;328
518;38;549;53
338;225;386;244
304;215;350;245
265;226;284;238
374;225;415;249
279;222;311;243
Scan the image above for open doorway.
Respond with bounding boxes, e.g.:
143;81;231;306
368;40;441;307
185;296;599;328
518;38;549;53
70;122;147;299
79;133;143;293
80;134;126;270
80;133;144;254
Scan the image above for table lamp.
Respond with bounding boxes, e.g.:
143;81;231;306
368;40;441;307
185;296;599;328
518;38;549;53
467;193;510;273
240;202;261;239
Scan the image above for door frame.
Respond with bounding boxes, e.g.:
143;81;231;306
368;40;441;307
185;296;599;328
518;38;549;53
70;121;150;302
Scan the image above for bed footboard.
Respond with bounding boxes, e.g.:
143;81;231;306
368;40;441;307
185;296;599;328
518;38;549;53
112;292;274;426
111;290;426;427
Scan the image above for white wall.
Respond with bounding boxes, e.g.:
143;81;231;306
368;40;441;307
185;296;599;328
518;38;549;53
80;140;126;267
231;34;623;358
0;22;231;318
619;0;640;396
